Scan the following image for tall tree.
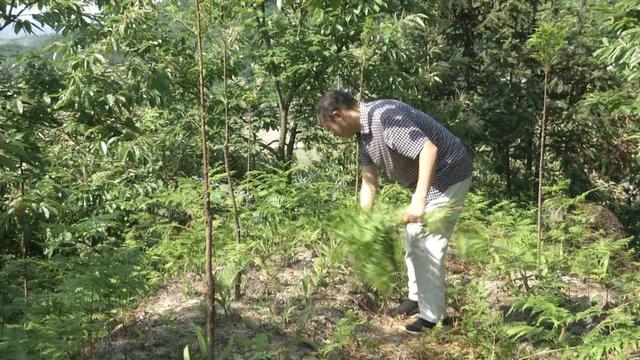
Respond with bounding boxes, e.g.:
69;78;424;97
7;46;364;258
527;20;567;263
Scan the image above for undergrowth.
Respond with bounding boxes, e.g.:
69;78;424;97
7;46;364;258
2;167;638;359
454;183;640;359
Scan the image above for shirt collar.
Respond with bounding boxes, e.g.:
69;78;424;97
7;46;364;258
359;102;371;135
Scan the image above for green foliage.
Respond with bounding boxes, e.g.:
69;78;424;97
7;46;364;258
1;0;639;358
240;166;352;259
453;279;515;359
334;203;403;296
0;243;162;358
456;186;640;358
595;0;640;82
319;310;367;356
335;198;458;296
528;20;569;71
183;326;208;360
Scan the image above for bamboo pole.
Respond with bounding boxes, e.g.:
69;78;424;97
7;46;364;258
355;27;368;203
19;161;28;303
536;70;548;265
220;4;243;300
194;0;215;357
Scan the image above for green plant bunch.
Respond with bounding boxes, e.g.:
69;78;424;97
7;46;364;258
334;201;456;296
334;203;403;296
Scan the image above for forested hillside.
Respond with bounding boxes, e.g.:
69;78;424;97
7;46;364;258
1;0;639;359
0;34;59;60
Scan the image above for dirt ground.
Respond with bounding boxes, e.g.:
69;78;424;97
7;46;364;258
90;250;461;359
90;248;618;360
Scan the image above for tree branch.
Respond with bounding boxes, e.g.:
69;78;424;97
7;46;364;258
7;0;16;18
284;77;304;110
239;134;278;157
0;0;39;32
258;9;285;112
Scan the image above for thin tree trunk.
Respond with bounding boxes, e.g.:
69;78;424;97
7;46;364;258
355;34;367;202
220;18;243;300
528;0;539;198
506;73;513;197
536;70;548;264
528;134;536;196
354;141;360;201
285;120;298;162
505;143;511;196
19;160;28;303
256;2;290;165
246;112;252;207
194;1;215;357
277;108;289;163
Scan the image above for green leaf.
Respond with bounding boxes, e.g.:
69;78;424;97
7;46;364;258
183;345;190;360
194;326;207;359
14;21;22;34
16;100;23;114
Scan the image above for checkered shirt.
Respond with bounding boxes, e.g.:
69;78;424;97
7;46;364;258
358;99;473;202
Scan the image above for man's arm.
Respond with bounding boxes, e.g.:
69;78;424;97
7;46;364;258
360;165;379;211
402;139;438;223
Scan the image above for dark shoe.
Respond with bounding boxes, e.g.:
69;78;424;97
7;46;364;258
390;299;419;317
405;317;437;333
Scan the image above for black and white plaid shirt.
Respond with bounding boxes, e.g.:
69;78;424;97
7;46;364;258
358;99;473;202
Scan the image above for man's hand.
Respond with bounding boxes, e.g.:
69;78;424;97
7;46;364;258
402;195;426;223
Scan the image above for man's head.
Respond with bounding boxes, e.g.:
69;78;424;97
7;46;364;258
316;89;361;138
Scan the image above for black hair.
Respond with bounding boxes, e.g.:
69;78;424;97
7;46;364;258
315;89;358;123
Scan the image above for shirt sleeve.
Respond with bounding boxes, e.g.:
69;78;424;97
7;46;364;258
380;108;429;159
358;135;373;166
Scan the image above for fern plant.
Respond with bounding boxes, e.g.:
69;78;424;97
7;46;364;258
320;310;367;356
334;199;458;296
334;203;404;296
459;186;640;358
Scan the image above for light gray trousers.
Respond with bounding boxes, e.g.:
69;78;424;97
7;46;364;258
405;176;472;322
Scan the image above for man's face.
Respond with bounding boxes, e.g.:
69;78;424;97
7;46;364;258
320;110;355;138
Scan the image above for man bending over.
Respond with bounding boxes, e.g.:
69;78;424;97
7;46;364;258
316;89;473;333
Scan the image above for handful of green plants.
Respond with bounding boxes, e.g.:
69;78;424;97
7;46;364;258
334;203;404;295
335;202;457;295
